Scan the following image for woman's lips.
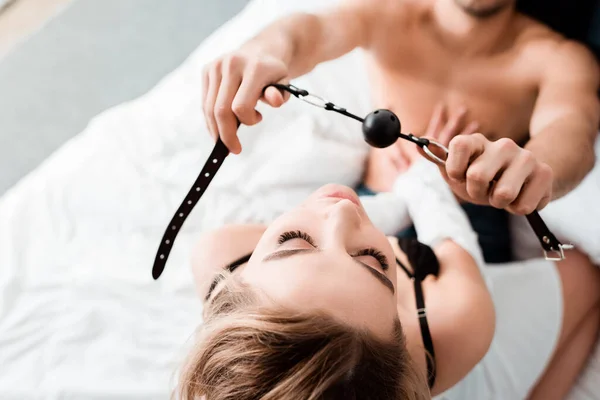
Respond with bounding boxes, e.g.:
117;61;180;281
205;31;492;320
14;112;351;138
323;190;361;207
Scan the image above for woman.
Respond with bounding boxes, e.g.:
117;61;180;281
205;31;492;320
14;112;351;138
179;160;600;400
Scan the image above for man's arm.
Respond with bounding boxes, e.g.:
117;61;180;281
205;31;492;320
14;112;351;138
242;1;376;79
203;0;376;153
527;41;600;199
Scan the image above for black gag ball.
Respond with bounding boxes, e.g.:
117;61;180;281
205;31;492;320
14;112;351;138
362;109;401;148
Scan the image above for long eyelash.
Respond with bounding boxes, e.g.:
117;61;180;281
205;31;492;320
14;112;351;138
278;230;317;247
356;248;389;271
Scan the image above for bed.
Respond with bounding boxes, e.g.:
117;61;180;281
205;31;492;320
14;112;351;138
0;0;599;399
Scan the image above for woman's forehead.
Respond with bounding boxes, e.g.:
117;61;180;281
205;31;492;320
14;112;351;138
241;252;398;340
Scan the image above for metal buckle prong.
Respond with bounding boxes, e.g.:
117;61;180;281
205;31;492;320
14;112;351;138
544;244;574;261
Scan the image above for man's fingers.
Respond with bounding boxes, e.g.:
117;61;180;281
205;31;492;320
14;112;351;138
489;150;536;209
233;60;288;123
263;86;289;107
445;133;486;182
202;65;210;114
392;143;411;170
438;107;467;145
231;77;265;126
214;71;243;154
425;103;446;138
443;134;552;213
203;64;222;141
507;164;553;215
464;146;510;202
461;121;480;136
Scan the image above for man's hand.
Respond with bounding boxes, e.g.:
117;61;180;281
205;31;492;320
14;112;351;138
364;103;478;192
202;2;377;155
202;52;290;154
441;134;554;215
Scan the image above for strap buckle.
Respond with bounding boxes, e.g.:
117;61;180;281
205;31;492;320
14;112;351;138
421;139;449;165
417;308;427;318
297;92;330;109
544;243;575;261
269;83;329;107
269;83;308;98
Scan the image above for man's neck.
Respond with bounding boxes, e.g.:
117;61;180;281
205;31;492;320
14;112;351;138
431;0;516;56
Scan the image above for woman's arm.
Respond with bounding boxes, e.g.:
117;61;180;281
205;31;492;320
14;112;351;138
425;241;495;395
191;224;266;299
392;160;495;394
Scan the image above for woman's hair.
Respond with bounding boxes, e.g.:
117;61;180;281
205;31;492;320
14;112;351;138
178;272;430;400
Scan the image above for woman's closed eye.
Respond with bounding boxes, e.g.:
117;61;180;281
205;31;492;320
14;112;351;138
277;230;389;271
278;230;317;247
353;248;389;271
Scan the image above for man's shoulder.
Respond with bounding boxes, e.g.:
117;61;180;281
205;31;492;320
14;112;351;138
513;14;564;51
514;14;597;68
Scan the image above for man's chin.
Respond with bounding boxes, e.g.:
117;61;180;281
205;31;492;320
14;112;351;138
455;0;511;18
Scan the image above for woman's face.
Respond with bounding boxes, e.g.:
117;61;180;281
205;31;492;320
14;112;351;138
241;184;399;340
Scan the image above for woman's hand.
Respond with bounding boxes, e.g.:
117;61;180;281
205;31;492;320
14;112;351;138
363;104;479;192
423;104;480;148
202;50;291;154
363;145;411;193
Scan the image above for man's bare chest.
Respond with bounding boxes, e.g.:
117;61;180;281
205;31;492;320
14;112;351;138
365;43;539;143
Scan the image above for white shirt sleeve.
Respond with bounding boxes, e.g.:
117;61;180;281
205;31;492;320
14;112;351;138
359;191;412;236
391;160;485;268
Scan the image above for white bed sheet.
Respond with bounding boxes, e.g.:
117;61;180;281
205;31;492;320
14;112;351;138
0;0;599;398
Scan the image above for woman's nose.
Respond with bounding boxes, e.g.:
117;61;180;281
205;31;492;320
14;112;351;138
325;199;363;242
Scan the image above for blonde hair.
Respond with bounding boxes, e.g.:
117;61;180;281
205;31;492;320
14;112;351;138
179;272;430;400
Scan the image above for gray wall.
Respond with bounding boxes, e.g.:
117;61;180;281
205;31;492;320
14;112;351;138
0;0;248;194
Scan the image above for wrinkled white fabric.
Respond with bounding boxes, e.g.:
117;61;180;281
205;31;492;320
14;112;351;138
393;159;485;268
1;0;599;399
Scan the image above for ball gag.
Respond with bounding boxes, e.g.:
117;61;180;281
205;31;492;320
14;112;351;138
362;109;401;148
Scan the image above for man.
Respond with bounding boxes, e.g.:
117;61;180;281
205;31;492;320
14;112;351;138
201;0;599;263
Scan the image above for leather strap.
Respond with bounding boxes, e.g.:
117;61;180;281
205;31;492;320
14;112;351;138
152;139;229;279
396;249;436;390
413;276;436;389
526;212;571;260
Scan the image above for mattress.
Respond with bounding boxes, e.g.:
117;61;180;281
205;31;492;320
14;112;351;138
0;0;598;398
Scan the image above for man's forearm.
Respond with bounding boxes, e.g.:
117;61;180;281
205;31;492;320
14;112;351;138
241;14;321;78
242;7;370;78
526;118;597;199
